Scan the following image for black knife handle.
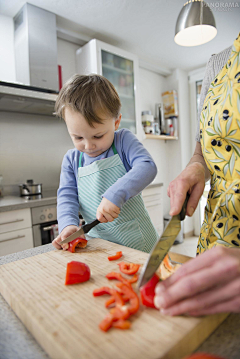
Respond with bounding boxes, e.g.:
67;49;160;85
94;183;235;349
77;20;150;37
82;219;100;234
179;192;190;221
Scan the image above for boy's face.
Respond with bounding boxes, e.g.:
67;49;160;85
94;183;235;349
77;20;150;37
65;107;121;157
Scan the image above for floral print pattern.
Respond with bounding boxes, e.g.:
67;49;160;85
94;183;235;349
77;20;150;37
198;33;240;254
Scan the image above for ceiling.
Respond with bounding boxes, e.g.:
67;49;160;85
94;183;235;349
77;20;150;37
0;0;239;72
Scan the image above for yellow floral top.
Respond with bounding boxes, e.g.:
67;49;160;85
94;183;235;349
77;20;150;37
198;32;240;254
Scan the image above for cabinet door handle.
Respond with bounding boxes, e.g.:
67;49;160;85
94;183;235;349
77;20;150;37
0;219;24;225
43;225;58;231
0;235;25;243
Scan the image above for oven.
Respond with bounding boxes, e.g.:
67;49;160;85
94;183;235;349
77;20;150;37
31;205;58;247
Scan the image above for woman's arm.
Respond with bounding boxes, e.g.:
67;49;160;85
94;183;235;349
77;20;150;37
168;141;209;217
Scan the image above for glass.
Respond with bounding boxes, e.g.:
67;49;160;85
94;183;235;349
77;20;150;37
101;50;136;133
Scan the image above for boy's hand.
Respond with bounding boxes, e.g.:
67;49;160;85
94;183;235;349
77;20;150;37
97;198;120;223
52;225;85;250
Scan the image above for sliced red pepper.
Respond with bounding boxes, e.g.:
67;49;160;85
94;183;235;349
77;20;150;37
112;320;131;330
108;251;123;261
93;286;125;306
116;283;140;315
140;273;159;308
128;274;138;283
67;237;88;253
106;272;131;286
118;262;140;275
99;314;113;332
184;354;226;359
65;261;90;285
105;294;129;308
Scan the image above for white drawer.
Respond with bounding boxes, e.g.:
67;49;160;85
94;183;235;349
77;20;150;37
0;208;32;234
146;204;163;229
0;227;33;256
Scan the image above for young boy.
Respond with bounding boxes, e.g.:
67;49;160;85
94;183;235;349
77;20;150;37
53;74;159;253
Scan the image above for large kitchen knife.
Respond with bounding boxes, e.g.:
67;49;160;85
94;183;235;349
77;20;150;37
137;193;190;289
59;219;100;245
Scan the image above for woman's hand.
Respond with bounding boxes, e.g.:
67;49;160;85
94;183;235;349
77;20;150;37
154;246;240;316
97;198;120;223
168;161;205;217
52;225;85;250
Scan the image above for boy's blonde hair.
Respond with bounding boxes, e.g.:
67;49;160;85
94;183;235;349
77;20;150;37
55;74;121;127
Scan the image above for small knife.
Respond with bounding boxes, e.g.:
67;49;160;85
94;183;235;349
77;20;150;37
137;193;190;289
59;219;100;245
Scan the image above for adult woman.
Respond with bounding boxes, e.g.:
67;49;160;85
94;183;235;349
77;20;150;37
154;33;240;316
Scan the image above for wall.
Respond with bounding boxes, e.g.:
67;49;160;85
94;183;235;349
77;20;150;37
139;68;170;214
0;112;72;195
57;38;80;84
0;15;16;82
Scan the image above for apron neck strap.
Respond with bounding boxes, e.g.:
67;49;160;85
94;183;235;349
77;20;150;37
79;152;83;168
111;141;118;155
78;140;118;168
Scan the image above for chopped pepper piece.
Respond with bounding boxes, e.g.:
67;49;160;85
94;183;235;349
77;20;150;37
140;273;159;308
128;274;139;284
67;237;88;253
112;320;131;330
106;272;131;286
65;261;90;285
105;294;129;308
108;251;123;261
118;262;140;275
116;283;140;315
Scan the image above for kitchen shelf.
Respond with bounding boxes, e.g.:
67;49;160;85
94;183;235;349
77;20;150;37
145;134;178;140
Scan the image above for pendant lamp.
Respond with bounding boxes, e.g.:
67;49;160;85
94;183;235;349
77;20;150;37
175;0;217;47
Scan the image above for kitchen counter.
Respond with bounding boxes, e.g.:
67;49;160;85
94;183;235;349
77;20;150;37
0;192;57;212
0;183;163;213
0;244;240;359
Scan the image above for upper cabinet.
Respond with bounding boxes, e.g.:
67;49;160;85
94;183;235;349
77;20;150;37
76;39;141;136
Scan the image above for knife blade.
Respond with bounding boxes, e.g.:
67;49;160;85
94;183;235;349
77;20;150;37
137;193;190;289
59;219;100;245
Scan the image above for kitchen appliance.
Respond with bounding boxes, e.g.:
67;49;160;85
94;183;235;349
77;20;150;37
31;204;58;247
14;3;58;92
19;180;42;197
0;238;229;359
0;4;60;116
138;193;189;289
60;219;100;245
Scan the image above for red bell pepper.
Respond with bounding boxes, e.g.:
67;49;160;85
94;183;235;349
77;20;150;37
116;283;140;315
65;261;90;285
184;354;226;359
140;273;159;308
105;294;129;308
128;274;138;284
112;320;131;330
106;272;131;286
67;237;88;253
118;262;140;275
108;251;123;261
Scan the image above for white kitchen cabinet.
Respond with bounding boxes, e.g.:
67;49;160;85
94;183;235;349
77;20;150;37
142;185;163;235
0;208;33;256
76;39;141;136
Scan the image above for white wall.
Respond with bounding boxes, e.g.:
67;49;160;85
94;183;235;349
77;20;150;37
139;68;170;215
57;38;80;84
0;112;73;195
0;15;16;82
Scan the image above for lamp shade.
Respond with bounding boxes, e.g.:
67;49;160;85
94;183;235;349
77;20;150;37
175;1;217;46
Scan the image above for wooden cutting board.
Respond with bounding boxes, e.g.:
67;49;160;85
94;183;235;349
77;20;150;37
0;238;228;359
